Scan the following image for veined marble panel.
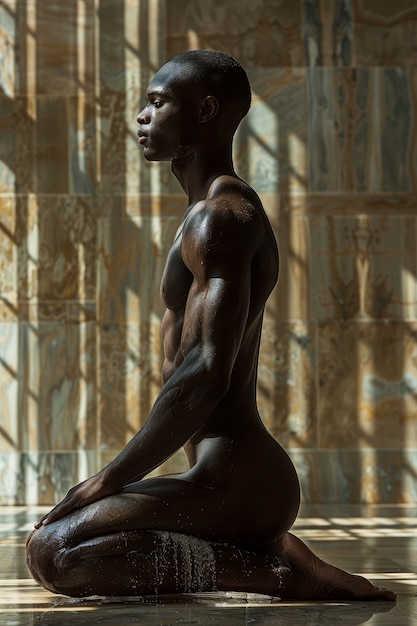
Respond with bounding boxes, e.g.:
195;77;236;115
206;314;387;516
308;68;417;192
96;193;186;219
0;197;16;301
166;0;306;67
99;89;138;194
1;92;96;194
308;68;355;192
309;215;417;320
15;0;95;96
303;0;352;67
0;451;97;505
98;214;179;323
308;193;417;216
99;0;165;89
0;96;28;193
0;0;16;98
97;0;169;195
234;68;307;194
25;322;97;452
98;322;163;452
260;192;308;221
318;321;417;449
15;194;96;302
0;321;96;453
35;96;95;194
291;448;417;504
68;97;97;194
258;320;317;448
0;324;20;454
353;0;417;67
270;214;312;320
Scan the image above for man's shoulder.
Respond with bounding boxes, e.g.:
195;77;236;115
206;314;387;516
181;178;265;269
189;176;263;232
208;175;261;208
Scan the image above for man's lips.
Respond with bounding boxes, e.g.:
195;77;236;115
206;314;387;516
137;130;148;144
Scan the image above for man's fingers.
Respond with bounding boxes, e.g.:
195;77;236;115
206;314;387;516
33;500;71;528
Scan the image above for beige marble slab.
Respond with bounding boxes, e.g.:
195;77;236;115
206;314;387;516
353;0;417;67
309;215;417;320
317;321;417;449
258;320;317;449
166;0;306;67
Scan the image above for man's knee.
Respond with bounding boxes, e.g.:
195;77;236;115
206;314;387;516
26;525;73;595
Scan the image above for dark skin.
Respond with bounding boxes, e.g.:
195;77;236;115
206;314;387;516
26;57;395;601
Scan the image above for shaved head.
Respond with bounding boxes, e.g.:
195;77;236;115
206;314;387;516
152;49;251;129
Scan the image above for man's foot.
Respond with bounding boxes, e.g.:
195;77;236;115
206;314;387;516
270;533;396;601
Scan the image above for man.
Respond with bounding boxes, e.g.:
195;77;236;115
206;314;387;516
26;50;395;601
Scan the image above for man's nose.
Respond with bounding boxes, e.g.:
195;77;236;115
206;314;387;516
137;108;149;124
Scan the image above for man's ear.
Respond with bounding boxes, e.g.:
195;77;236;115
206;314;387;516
199;95;219;123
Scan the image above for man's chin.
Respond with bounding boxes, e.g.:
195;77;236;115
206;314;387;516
142;149;171;162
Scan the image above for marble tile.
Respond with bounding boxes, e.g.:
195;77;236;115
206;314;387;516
15;0;95;96
0;451;97;505
99;0;165;77
96;193;186;219
234;68;307;194
0;320;97;455
0;323;20;454
303;0;353;67
0;95;32;194
309;215;417;320
258;320;317;448
15;194;97;302
166;0;306;67
97;1;170;195
307;193;417;216
0;196;16;301
0;1;16;98
0;300;24;323
98;214;179;323
317;321;417;449
23;321;97;452
270;213;312;320
36;96;94;194
97;322;163;452
291;449;417;504
99;90;134;195
0;94;96;194
308;68;417;192
353;0;417;67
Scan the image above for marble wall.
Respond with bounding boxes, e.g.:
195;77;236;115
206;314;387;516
0;0;416;505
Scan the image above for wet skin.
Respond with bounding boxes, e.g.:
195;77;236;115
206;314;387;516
26;56;396;601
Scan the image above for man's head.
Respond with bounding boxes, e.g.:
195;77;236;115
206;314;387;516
159;50;252;125
137;50;251;161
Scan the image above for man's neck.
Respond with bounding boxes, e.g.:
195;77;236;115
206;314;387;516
171;143;236;204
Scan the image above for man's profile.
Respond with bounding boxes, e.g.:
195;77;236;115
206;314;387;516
26;50;395;601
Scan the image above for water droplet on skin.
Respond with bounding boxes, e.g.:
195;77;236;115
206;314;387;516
153;531;216;593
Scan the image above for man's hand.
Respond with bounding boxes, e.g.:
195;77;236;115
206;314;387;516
34;470;118;528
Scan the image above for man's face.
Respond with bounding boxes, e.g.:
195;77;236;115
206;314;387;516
136;62;199;161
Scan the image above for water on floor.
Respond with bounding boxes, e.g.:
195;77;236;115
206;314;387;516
1;504;416;625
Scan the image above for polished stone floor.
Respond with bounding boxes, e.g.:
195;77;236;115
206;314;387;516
1;504;416;625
